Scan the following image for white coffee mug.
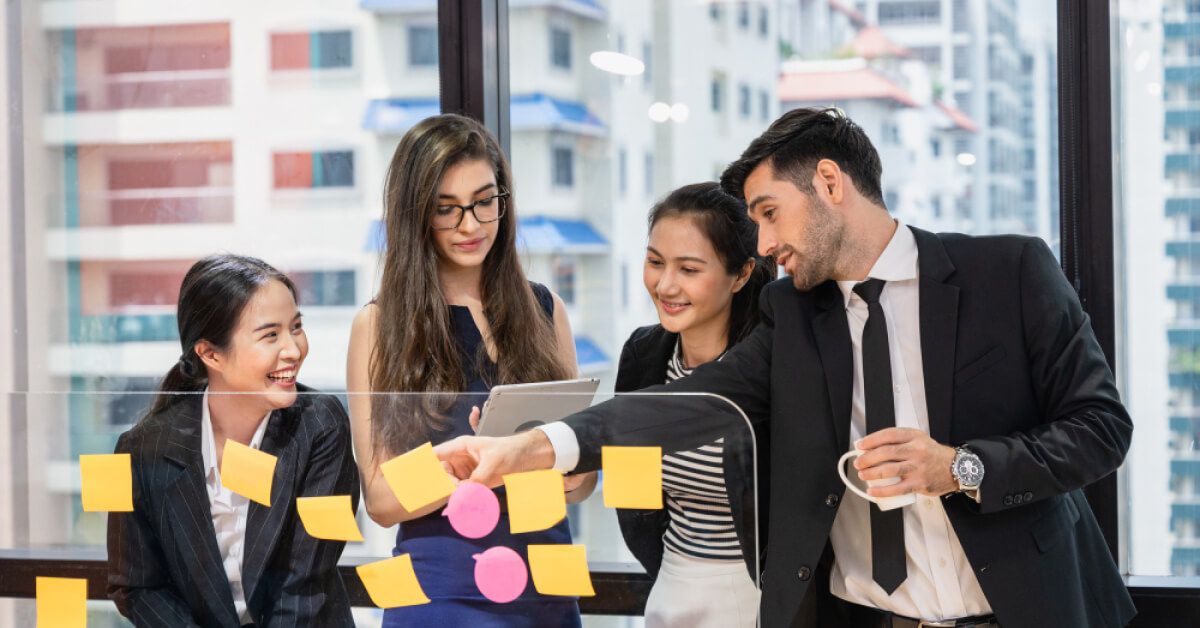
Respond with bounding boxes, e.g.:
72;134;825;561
837;449;917;511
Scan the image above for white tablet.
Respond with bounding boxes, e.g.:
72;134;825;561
475;378;601;437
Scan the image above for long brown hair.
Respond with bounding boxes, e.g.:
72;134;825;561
371;114;570;454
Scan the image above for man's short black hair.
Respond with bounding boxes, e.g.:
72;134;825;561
720;107;886;208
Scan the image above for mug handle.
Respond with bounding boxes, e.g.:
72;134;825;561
837;450;877;504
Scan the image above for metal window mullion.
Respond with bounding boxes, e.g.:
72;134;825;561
438;0;510;155
1057;0;1118;561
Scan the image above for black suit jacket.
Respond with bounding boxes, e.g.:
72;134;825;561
107;385;359;627
612;324;767;583
563;229;1135;628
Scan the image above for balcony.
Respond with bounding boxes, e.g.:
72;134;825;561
1168;153;1200;175
44;223;238;261
1171;370;1200;389
1167;109;1200;129
1166;21;1200;37
43;107;235;145
99;186;233;227
40;0;238;29
59;69;231;113
1166;240;1200;257
1173;413;1200;429
71;313;177;344
1166;66;1200;84
1167;196;1200;217
1170;324;1200;347
360;0;607;20
359;0;435;11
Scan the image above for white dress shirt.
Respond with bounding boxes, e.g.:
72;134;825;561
201;390;271;626
538;221;992;621
826;221;990;620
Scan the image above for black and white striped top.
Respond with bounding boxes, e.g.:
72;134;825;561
660;340;742;561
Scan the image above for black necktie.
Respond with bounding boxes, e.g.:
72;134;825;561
853;279;907;595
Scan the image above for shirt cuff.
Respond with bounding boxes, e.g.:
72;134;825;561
533;422;580;472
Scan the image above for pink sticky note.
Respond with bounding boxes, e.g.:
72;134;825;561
473;546;528;603
444;481;500;539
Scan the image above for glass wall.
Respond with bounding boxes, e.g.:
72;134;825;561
1;0;1083;625
0;391;757;627
1118;0;1200;579
3;0;443;624
494;1;1057;621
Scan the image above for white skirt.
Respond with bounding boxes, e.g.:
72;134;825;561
644;547;761;628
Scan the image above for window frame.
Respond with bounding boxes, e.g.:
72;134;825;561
289;269;357;308
407;22;439;68
267;27;357;75
711;73;724;113
549;23;572;72
269;146;359;201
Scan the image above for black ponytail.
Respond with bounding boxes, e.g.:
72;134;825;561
143;254;297;418
648;182;775;346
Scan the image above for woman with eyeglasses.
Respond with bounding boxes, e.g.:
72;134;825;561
346;113;595;626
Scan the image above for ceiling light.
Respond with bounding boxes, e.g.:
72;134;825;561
590;51;645;76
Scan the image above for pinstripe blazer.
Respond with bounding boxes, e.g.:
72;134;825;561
107;385;359;627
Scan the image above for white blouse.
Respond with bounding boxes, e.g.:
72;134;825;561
200;390;270;625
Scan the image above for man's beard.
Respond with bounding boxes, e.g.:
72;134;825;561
787;198;844;291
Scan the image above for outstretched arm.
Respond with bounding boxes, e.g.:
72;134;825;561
436;284;781;483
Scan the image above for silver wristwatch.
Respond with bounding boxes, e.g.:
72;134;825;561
951;446;985;496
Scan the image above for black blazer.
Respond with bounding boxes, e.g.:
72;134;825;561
107;385;359;627
563;229;1136;628
612;324;767;583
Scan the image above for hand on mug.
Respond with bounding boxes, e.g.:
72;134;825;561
838;449;916;511
853;427;958;498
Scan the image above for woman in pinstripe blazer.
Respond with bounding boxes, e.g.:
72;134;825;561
107;254;359;627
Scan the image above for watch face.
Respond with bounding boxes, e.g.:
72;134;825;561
955;453;985;486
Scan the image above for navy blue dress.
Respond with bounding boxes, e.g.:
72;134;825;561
382;283;582;627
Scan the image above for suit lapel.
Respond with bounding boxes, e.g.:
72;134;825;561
241;405;298;609
912;228;959;445
811;281;854;454
160;396;241;626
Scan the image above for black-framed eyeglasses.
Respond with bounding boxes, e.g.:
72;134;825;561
432;190;510;231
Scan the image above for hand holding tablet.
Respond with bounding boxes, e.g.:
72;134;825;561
474;378;600;437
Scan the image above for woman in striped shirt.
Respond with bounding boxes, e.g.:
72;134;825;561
614;182;774;628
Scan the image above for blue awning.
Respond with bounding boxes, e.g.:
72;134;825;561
517;216;608;254
575;336;611;372
363;93;605;136
362;98;439;135
365;216;608;255
510;93;606;136
511;0;606;20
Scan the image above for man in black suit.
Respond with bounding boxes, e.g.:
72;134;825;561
436;107;1135;628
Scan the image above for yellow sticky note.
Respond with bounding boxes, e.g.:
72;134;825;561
221;440;277;507
356;554;431;608
602;446;663;509
503;469;566;534
380;442;456;512
36;576;87;627
297;495;364;542
79;453;133;512
527;544;595;597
